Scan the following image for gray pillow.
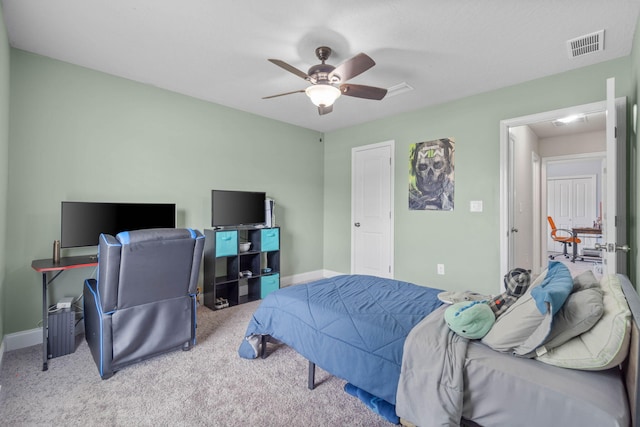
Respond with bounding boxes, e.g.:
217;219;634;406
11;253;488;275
481;290;552;356
536;274;632;370
531;286;604;355
482;264;574;357
572;269;599;292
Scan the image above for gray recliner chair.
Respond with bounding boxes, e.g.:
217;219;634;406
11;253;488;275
83;228;205;379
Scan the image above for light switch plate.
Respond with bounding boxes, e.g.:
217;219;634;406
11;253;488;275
470;200;483;212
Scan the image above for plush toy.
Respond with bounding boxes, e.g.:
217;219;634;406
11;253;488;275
488;267;531;317
444;300;495;339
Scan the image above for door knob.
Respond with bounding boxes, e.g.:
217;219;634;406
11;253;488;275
595;243;631;252
354;222;361;227
511;227;519;233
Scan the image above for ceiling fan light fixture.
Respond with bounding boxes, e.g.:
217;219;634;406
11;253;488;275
305;84;341;107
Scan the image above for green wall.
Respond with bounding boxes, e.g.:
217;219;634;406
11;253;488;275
0;6;10;342
323;58;633;296
5;50;324;334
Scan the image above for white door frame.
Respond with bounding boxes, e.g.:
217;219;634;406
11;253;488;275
500;100;609;284
532;152;541;274
351;140;395;277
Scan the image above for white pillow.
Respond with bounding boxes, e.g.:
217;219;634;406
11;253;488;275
535;274;631;370
482;263;574;357
481;271;551;356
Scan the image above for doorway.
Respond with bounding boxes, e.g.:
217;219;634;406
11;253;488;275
500;95;627;284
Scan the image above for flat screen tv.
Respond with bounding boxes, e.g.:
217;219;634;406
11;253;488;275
211;190;266;228
60;201;176;248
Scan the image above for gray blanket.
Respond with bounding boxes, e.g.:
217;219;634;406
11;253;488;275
396;305;469;426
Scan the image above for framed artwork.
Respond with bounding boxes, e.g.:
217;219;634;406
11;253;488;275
409;138;455;211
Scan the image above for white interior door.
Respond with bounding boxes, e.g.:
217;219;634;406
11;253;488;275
546;176;596;252
351;141;394;278
600;77;630;274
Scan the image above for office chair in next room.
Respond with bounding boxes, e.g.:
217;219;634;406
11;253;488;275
83;228;204;379
547;216;581;261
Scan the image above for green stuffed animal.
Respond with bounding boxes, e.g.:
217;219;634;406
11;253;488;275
444;300;495;339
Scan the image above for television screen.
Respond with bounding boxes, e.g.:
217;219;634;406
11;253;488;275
60;201;176;248
211;190;266;227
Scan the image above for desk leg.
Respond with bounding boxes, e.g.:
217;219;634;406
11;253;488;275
572;242;578;262
41;272;48;371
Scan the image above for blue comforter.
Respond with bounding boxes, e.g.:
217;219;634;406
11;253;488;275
238;274;443;404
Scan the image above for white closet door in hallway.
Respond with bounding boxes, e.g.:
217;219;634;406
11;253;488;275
546;176;596;252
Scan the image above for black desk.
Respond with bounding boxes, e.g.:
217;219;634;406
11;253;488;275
571;227;602;261
31;255;98;371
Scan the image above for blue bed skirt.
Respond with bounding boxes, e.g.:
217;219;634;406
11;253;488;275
239;274;443;404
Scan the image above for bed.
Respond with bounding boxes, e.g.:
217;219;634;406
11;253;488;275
239;272;640;426
238;274;444;404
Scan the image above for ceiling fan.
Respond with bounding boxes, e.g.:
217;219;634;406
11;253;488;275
263;46;387;115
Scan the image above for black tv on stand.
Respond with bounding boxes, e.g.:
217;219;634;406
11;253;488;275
211;190;266;228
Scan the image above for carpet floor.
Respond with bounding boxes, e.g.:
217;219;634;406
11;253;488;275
0;300;391;426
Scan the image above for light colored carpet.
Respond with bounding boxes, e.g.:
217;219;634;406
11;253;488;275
0;300;391;426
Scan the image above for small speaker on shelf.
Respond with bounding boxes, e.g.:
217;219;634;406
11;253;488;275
265;198;275;227
53;240;61;263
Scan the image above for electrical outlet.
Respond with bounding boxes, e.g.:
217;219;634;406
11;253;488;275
437;264;445;275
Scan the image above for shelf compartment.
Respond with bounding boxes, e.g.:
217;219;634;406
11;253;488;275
215;231;238;257
260;274;280;299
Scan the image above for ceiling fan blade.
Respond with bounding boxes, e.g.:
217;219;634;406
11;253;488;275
340;84;387;100
262;89;305;100
329;53;375;82
318;104;333;115
268;59;310;80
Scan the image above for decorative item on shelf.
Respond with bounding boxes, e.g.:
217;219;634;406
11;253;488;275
265;198;275;227
239;270;253;278
239;242;251;253
214;298;229;309
52;240;61;263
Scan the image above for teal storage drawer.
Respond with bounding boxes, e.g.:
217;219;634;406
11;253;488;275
261;228;279;252
260;274;280;298
215;231;238;257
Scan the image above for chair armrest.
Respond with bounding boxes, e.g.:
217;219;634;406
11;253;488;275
552;227;575;238
188;230;205;294
97;233;122;312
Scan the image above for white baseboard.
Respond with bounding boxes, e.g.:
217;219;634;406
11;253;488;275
4;327;42;351
280;270;323;286
281;269;346;286
322;269;347;278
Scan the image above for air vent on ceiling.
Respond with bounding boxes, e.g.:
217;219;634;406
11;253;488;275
386;82;414;98
567;30;605;58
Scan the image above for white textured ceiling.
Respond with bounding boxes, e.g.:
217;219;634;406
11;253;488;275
1;0;639;133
